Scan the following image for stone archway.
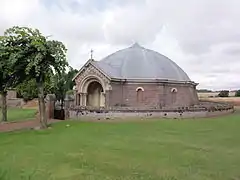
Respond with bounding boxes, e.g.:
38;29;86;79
86;81;105;108
78;76;106;108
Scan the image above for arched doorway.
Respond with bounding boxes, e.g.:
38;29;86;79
86;81;105;108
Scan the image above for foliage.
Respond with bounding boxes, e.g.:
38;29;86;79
235;90;240;97
0;114;240;179
66;90;74;95
3;26;68;82
0;36;23;92
3;26;68;128
0;31;28;122
218;90;229;97
197;89;212;93
16;79;38;101
16;66;77;103
16;77;54;102
53;67;78;107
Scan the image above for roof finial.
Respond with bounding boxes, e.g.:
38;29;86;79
90;49;93;59
132;42;140;48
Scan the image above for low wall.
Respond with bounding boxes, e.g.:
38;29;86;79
0;98;24;108
66;100;234;120
69;108;234;120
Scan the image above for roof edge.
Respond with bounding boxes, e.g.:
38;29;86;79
72;59;93;81
72;59;111;81
110;78;198;85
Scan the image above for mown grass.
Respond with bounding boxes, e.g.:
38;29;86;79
0;108;37;122
0;113;239;180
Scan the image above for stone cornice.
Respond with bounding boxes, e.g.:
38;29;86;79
110;78;198;86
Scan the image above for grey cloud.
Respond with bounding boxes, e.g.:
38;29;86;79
1;0;240;90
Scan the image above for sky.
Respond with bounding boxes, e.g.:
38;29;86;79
0;0;239;90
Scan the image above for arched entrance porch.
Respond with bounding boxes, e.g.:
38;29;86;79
86;81;105;108
79;76;106;108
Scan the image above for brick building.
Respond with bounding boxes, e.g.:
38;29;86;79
73;43;199;109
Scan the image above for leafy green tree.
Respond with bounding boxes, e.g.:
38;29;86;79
53;67;77;109
16;66;77;106
16;79;38;101
0;34;27;122
235;90;240;97
16;76;55;102
65;67;78;91
4;26;68;128
0;37;12;122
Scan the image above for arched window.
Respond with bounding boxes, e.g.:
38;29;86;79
136;87;144;103
171;88;177;103
171;88;177;93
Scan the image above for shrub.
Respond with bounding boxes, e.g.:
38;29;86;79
235;90;240;97
66;90;74;95
218;90;229;97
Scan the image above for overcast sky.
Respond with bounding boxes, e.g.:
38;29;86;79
1;0;239;90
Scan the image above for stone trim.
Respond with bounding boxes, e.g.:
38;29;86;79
136;87;145;91
111;78;198;86
75;63;111;94
171;88;178;93
73;59;111;81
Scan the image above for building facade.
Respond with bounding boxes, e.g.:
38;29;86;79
73;43;199;109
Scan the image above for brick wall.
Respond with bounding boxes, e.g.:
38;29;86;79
0;90;23;108
7;90;17;99
109;82;198;108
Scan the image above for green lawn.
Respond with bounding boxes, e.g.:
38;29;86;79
0;114;240;180
0;108;37;122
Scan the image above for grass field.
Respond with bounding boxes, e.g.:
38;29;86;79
200;97;240;106
198;92;235;98
0;108;37;122
0;113;240;180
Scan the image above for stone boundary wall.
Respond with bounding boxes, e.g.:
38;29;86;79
61;98;234;119
69;109;234;120
68;103;234;120
0;98;24;108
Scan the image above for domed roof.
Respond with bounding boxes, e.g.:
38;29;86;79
93;43;191;81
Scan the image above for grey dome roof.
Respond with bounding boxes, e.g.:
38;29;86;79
93;43;191;81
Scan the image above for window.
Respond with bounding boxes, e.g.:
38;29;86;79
171;88;177;103
136;87;144;103
171;88;177;93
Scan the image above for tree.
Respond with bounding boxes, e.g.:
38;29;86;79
65;67;78;91
0;34;27;122
218;90;229;97
16;76;55;102
16;79;38;101
0;37;12;122
235;90;240;97
53;67;78;109
4;26;68;128
54;73;67;109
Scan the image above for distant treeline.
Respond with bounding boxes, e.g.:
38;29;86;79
197;89;213;93
197;89;237;93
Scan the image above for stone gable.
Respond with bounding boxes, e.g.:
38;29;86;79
75;62;111;92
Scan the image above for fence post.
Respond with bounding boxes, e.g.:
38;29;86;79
46;94;56;120
64;94;74;120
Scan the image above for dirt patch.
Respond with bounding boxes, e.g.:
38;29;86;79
198;92;235;98
200;97;240;106
0;119;60;133
22;99;39;109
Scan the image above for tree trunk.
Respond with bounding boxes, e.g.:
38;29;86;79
37;82;48;129
1;91;7;122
